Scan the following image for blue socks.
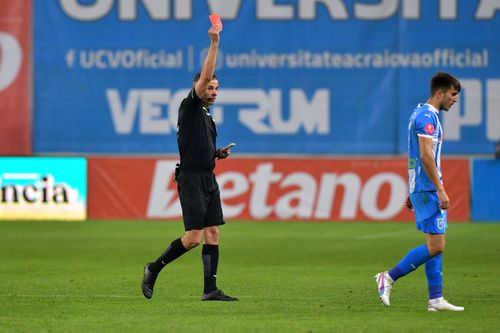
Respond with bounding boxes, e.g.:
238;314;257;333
387;244;443;300
388;244;432;281
425;254;443;299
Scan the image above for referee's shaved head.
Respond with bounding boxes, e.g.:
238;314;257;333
193;72;218;84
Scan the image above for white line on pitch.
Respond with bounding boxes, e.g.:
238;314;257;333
0;294;342;301
0;294;139;299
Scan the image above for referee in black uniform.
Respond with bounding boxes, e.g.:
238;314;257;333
141;23;238;301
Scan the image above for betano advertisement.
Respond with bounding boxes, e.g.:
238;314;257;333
33;1;500;155
0;157;87;221
88;157;469;222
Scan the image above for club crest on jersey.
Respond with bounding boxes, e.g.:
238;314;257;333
425;123;435;134
437;217;444;230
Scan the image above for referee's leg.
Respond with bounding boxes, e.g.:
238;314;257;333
141;229;202;299
202;226;219;294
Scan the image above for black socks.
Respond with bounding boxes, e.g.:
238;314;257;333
148;238;187;274
147;240;220;294
202;244;219;294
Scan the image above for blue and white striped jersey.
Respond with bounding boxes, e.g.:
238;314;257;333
407;103;443;193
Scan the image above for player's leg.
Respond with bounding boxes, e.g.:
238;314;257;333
425;232;464;311
375;192;438;306
375;242;432;306
424;234;446;308
388;194;446;280
425;252;443;300
388;243;434;280
200;174;237;302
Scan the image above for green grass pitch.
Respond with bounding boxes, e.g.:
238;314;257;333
1;221;499;332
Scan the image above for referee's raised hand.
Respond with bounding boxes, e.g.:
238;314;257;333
208;24;221;43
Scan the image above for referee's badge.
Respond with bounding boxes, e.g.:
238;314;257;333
203;107;214;120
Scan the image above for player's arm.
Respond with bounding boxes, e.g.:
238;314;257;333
418;136;450;209
194;25;221;99
404;196;413;211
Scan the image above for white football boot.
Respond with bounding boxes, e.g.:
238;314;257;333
428;297;464;312
374;271;394;306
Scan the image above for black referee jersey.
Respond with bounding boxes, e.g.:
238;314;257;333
177;88;217;172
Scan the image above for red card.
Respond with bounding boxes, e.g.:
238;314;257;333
209;14;222;27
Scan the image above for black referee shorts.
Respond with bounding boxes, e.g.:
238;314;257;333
177;170;225;231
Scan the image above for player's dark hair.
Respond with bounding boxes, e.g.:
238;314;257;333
193;72;218;84
430;72;461;96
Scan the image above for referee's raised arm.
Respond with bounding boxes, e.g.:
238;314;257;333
195;25;221;99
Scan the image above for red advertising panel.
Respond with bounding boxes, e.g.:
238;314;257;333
0;1;31;155
88;157;469;222
88;158;157;219
441;158;470;221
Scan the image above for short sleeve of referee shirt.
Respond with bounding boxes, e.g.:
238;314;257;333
179;88;201;118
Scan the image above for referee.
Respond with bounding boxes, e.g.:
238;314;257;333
141;23;238;301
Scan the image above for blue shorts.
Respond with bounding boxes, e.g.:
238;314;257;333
409;191;447;234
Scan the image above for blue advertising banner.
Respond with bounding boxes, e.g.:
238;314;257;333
0;157;87;220
472;158;500;222
34;1;500;154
